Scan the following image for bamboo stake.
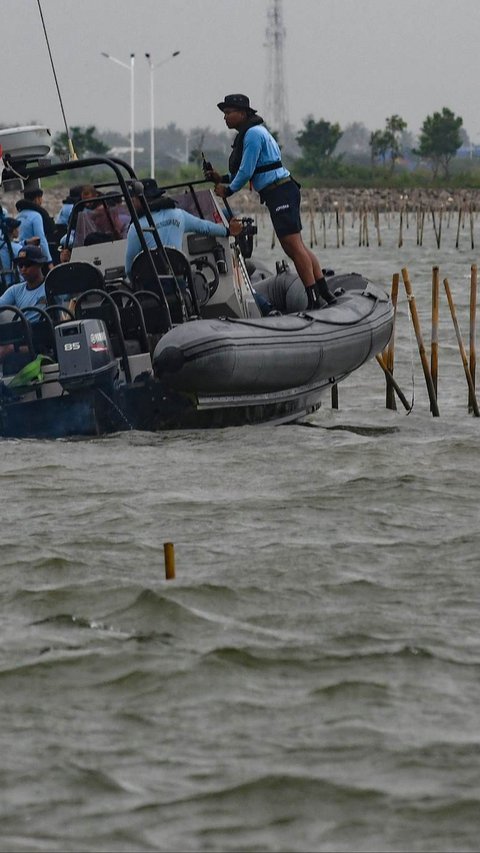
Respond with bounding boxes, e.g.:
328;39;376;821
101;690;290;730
431;208;442;248
331;383;338;409
164;542;176;579
431;265;440;409
419;208;425;246
401;267;440;416
437;207;443;248
341;210;345;246
374;207;382;246
385;272;399;410
455;206;462;249
335;206;340;248
469;204;475;249
364;210;369;247
376;355;411;412
469;264;477;413
443;277;480;416
398;207;403;248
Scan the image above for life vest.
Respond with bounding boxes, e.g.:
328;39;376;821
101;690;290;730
228;116;282;181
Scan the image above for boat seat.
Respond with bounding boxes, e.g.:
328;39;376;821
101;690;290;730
0;305;36;376
45;261;106;308
134;290;172;347
75;289;149;359
130;247;198;322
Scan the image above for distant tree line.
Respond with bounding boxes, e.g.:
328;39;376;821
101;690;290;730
48;105;472;186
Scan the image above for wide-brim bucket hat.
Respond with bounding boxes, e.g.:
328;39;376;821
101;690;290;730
217;94;257;115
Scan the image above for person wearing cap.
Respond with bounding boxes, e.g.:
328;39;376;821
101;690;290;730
209;94;335;309
124;179;243;279
0;216;23;290
0;245;48;323
15;187;55;268
55;185;82;227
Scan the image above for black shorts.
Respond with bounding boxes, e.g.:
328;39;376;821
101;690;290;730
262;179;302;238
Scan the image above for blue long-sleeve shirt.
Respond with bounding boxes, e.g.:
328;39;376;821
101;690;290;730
0;280;46;321
55;203;73;225
0;239;22;288
125;207;228;278
228;125;290;194
16;209;52;263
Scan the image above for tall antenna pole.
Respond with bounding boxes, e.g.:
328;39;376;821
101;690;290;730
264;0;288;144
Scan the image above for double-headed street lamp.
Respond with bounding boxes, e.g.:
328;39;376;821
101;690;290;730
145;50;180;179
101;51;135;168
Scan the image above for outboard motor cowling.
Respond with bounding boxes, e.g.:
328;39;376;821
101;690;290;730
55;319;118;392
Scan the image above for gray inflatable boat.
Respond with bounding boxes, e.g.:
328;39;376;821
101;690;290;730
153;272;393;415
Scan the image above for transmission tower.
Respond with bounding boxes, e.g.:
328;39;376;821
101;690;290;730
264;0;289;143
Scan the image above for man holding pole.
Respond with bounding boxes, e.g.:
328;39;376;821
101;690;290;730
206;93;336;309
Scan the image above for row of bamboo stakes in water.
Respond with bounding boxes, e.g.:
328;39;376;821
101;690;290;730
264;201;478;250
332;264;479;416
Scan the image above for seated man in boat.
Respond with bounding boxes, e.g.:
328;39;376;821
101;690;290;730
0;244;48;362
0;216;23;291
0;244;47;320
15;187;55;269
124;179;243;279
207;93;336;309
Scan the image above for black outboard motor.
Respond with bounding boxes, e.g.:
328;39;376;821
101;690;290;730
55;319;118;393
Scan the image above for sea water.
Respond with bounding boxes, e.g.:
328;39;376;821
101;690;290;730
1;212;479;852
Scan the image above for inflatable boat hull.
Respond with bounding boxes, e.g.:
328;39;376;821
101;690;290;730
153;274;393;400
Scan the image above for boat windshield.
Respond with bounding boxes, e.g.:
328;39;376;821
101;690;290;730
72;198;131;248
168;187;224;224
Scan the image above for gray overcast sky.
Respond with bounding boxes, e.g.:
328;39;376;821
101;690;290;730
4;0;480;140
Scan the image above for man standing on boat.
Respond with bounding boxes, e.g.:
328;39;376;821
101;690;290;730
208;94;335;308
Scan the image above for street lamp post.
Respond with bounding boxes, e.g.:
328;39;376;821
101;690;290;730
145;50;180;179
101;51;135;168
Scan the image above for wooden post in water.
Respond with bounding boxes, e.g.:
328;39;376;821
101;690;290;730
335;205;340;248
341;209;345;246
443;278;480;416
374;206;382;246
331;383;338;409
455;205;462;249
419;208;425;246
431;208;442;249
431;265;440;409
385;273;399;410
469;264;477;413
376;354;411;412
364;209;369;247
401;267;440;416
398;206;403;248
164;542;176;580
469;203;475;249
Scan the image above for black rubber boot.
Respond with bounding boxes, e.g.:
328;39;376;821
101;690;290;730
315;277;336;305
